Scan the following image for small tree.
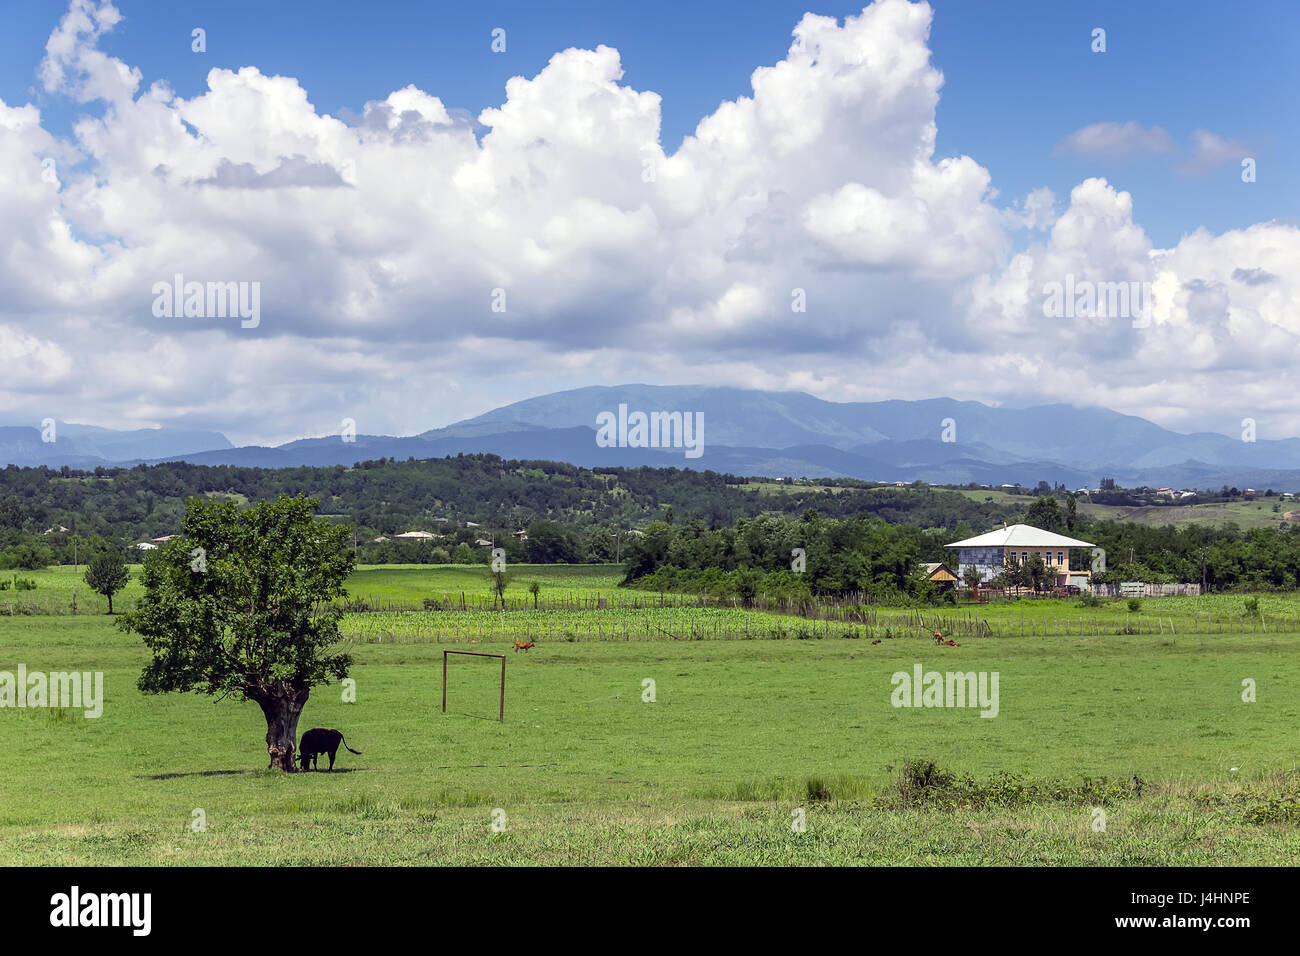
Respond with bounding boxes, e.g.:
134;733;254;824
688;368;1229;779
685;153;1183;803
84;550;130;613
733;567;762;608
1025;553;1053;592
491;569;510;607
119;495;355;771
962;565;984;592
528;581;541;609
999;554;1024;592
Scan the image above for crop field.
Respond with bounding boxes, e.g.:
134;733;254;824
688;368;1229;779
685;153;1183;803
3;605;1300;865
340;605;863;644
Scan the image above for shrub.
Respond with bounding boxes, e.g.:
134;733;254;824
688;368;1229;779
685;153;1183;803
805;777;832;802
1127;597;1142;612
895;758;956;804
0;542;53;571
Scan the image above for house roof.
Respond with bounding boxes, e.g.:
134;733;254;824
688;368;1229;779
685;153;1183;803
922;562;956;579
946;524;1094;549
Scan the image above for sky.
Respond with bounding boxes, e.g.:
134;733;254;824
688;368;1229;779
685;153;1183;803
0;0;1297;445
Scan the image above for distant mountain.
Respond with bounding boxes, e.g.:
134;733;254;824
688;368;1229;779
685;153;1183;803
5;386;1300;491
0;422;232;467
436;385;1300;473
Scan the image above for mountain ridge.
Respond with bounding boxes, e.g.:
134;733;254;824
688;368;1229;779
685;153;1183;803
3;386;1299;491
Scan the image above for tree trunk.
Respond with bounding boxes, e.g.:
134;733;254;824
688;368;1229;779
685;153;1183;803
255;684;310;771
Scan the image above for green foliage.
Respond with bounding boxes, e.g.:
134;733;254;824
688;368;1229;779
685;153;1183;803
0;456;1024;565
0;495;23;530
0;541;53;570
622;514;944;602
1024;496;1064;533
1127;597;1143;612
83;550;130;613
119;494;355;702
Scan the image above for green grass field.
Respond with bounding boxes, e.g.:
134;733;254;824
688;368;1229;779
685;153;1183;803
952;487;1297;530
3;612;1298;865
0;563;626;615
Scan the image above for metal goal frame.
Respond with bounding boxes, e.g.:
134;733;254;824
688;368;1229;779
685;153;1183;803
442;650;506;722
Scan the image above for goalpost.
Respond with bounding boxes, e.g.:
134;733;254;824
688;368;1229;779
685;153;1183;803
442;650;506;722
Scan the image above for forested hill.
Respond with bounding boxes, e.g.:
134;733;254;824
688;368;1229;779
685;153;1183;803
0;454;1022;544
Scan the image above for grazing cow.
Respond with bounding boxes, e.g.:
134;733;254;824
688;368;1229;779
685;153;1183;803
296;728;361;771
514;641;535;652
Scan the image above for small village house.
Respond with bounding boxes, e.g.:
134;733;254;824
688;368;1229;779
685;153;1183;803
921;562;958;591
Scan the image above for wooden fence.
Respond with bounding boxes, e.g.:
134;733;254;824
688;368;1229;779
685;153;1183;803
341;606;1299;644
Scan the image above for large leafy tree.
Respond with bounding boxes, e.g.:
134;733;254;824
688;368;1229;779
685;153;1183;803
119;495;355;771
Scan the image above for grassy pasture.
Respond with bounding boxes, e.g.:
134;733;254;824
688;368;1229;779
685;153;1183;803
0;563;626;615
345;563;624;605
950;487;1296;530
2;615;1298;865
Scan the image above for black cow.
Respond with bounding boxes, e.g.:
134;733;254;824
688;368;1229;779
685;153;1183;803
296;728;361;771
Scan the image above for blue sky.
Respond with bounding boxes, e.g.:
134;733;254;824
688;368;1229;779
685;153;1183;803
1;0;1297;444
4;0;1295;248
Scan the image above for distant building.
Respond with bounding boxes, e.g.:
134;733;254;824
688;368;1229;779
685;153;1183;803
393;531;437;540
134;542;157;550
946;524;1094;587
43;525;70;535
921;562;958;591
474;538;494;547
